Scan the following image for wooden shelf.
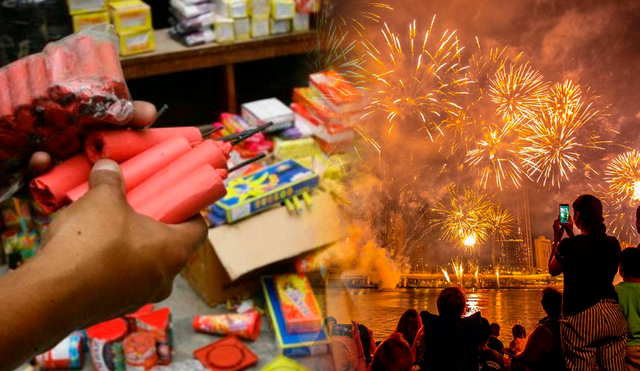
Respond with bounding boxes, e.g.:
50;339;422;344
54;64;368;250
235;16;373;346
120;28;317;80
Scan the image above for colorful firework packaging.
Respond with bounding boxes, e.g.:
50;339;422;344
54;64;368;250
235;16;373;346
274;274;322;335
0;24;134;197
192;310;262;341
134;308;174;365
86;318;128;371
123;332;158;371
35;332;86;370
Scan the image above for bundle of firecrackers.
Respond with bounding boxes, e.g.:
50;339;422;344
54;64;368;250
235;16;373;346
0;25;133;189
69;0;155;56
34;305;173;371
168;0;318;47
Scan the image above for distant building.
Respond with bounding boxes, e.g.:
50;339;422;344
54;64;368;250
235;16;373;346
385;212;405;259
500;197;534;269
533;236;551;270
501;238;528;268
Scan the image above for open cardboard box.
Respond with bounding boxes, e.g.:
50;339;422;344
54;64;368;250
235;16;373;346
182;191;348;307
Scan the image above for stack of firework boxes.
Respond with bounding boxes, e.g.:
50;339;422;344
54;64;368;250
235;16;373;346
292;70;365;153
67;0;155;56
168;0;216;46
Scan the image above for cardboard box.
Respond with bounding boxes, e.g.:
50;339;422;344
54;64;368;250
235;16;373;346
216;0;248;18
271;0;295;19
72;11;110;33
118;29;155;56
263;276;328;357
109;0;152;33
234;17;251;40
213;159;319;223
274;137;317;160
67;0;107;15
183;191;349;306
248;0;270;17
242;97;295;131
251;15;270;38
270;18;291;35
293;12;310;32
214;13;235;43
294;0;320;13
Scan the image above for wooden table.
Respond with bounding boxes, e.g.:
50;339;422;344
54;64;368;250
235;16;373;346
121;29;317;112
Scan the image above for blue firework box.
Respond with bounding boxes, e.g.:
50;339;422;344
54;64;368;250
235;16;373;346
213;159;319;223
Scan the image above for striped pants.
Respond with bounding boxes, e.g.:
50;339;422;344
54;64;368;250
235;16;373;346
560;299;628;371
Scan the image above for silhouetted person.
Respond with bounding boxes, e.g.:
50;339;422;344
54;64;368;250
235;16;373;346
479;318;504;371
487;323;504;355
512;287;567;371
370;332;413;371
549;194;626;371
617;247;640;371
395;308;422;348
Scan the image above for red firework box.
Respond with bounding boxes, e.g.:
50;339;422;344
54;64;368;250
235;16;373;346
274;273;322;334
309;70;365;114
291;87;360;129
134;307;174;365
0;24;133;183
294;0;320;13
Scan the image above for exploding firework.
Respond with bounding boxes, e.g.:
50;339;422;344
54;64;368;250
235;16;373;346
605;150;640;204
487;204;514;241
465;119;525;190
591;184;637;246
489;63;547;121
355;17;470;138
452;259;464;285
545;80;583;119
441;267;451;283
431;185;495;250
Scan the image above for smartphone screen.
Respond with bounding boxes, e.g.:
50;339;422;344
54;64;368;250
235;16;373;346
331;324;352;337
559;204;569;224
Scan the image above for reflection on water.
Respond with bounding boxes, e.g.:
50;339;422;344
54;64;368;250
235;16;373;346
318;288;546;344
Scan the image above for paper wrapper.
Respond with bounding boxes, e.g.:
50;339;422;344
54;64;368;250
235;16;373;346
84;127;203;163
133;164;227;224
30;154;92;213
127;140;230;209
65;137;192;202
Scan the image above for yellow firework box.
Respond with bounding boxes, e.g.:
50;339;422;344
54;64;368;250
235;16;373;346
109;0;153;34
72;11;110;33
118;29;155;56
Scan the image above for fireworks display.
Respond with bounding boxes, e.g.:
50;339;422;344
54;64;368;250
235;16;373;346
605;150;640;203
355;17;470;138
489;63;547;121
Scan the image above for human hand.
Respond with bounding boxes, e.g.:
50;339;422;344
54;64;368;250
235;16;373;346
562;215;575;238
40;158;207;326
27;101;158;175
350;321;361;344
553;219;564;243
368;328;376;354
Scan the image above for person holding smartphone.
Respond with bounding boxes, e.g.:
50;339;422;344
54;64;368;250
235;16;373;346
548;195;627;371
316;321;368;371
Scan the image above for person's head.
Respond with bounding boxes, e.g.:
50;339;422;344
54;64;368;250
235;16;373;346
636;204;640;234
490;323;501;337
395;309;422;347
572;194;606;235
479;318;491;345
437;287;466;320
369;332;412;371
358;324;372;362
540;287;562;318
324;316;337;329
512;324;526;339
620;248;640;281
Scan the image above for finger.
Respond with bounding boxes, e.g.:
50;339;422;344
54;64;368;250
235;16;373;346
128;101;157;128
88;160;126;197
28;151;52;175
167;215;208;255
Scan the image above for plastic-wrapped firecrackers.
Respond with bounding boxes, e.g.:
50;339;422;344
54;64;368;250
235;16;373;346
35;332;85;370
123;332;157;371
192;311;261;341
134;307;173;365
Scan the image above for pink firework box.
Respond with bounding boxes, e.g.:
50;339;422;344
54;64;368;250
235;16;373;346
274;273;322;334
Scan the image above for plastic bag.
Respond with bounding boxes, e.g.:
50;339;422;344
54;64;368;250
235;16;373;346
0;24;135;201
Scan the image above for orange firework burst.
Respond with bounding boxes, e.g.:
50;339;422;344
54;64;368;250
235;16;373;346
356;16;470;139
605;150;640;203
465;119;525;190
489;63;548;121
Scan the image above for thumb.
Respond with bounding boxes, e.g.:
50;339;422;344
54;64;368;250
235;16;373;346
89;159;125;195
